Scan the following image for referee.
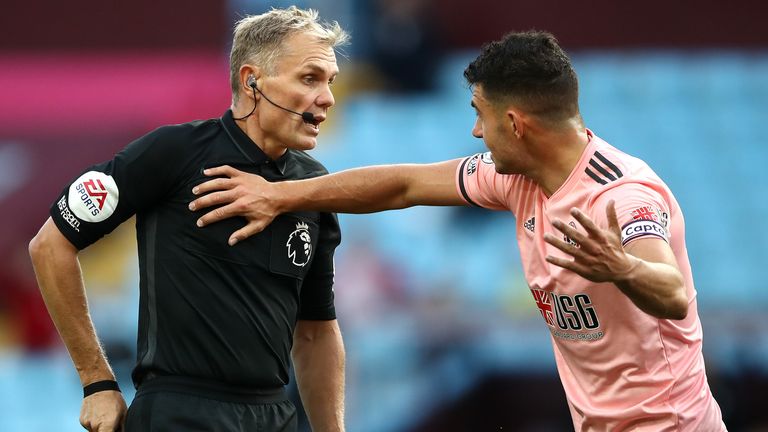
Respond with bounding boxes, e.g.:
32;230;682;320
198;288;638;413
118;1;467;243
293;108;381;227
28;7;348;432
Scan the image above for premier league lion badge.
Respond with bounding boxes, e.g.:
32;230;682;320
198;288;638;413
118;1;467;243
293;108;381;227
286;221;312;267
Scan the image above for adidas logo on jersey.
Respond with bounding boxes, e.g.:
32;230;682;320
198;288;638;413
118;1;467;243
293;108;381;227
524;216;535;233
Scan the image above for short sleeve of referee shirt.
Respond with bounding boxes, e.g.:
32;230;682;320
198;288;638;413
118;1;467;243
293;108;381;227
296;204;342;321
49;126;186;250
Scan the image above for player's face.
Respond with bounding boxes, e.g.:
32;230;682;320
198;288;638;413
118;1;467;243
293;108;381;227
470;86;521;174
256;32;339;155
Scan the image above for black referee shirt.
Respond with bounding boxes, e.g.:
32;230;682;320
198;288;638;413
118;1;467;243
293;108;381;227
50;110;341;389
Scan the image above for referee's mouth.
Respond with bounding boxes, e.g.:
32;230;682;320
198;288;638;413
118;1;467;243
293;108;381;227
306;115;325;128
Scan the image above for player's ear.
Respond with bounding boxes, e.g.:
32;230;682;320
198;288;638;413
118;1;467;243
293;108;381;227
507;109;525;139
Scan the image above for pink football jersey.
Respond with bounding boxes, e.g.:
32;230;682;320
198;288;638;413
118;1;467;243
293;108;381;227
456;131;726;431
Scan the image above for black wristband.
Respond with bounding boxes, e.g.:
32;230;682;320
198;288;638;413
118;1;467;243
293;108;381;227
83;380;121;398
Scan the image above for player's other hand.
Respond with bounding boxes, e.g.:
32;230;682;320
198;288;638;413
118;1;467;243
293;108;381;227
189;165;279;245
80;391;127;432
543;200;638;282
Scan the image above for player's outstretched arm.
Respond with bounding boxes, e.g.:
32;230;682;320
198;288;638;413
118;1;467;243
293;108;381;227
29;219;127;431
543;201;688;320
189;160;466;245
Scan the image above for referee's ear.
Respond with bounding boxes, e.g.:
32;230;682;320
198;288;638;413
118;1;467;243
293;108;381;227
238;65;262;99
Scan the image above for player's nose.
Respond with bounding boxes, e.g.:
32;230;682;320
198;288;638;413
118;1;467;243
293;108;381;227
472;119;483;138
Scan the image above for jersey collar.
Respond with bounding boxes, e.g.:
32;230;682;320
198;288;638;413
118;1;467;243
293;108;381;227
220;110;289;175
545;128;596;202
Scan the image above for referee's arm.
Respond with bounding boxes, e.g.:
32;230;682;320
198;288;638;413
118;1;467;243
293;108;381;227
29;218;127;431
292;319;345;432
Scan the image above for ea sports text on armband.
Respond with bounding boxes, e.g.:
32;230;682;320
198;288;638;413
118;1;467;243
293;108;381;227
75;183;103;216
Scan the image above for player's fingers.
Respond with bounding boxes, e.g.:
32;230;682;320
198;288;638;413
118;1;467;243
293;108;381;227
196;201;241;227
606;200;620;234
228;222;269;246
543;233;584;258
570;208;601;236
202;165;239;178
189;189;236;212
192;177;235;196
550;219;589;247
545;255;587;275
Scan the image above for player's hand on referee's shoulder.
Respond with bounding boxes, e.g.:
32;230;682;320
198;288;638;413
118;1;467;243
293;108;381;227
80;390;127;431
190;165;279;245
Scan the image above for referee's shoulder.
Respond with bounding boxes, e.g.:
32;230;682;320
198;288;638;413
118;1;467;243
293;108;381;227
149;117;220;141
132;117;221;151
291;150;330;178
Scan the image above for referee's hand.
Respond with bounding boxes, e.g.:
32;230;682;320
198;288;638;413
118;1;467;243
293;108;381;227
190;165;279;245
80;391;127;431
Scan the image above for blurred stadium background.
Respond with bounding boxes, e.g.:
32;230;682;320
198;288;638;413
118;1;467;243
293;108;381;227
2;0;767;430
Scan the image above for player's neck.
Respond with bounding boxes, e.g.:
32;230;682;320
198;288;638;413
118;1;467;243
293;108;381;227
528;125;589;197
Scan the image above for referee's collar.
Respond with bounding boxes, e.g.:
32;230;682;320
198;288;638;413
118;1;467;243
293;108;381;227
221;109;289;175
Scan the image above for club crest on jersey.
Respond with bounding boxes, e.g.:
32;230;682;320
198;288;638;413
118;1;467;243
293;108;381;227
480;152;493;164
563;221;579;247
287;221;312;267
466;154;479;176
67;171;119;223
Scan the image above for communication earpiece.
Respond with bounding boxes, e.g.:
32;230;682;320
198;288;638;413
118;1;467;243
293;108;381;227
236;74;316;124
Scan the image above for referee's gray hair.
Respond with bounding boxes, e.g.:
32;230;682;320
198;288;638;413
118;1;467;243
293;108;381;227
229;6;349;103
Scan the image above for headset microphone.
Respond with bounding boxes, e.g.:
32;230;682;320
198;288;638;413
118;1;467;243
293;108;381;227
299;111;316;123
234;76;316;123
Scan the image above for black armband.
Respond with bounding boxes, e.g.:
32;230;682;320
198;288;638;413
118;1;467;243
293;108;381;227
83;380;121;398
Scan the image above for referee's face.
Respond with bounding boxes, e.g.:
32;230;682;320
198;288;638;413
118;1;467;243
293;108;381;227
256;32;339;157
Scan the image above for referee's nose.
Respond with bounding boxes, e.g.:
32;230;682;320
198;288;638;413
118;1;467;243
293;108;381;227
315;83;335;109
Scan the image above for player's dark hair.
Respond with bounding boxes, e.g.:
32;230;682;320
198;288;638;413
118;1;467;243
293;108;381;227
464;30;580;122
